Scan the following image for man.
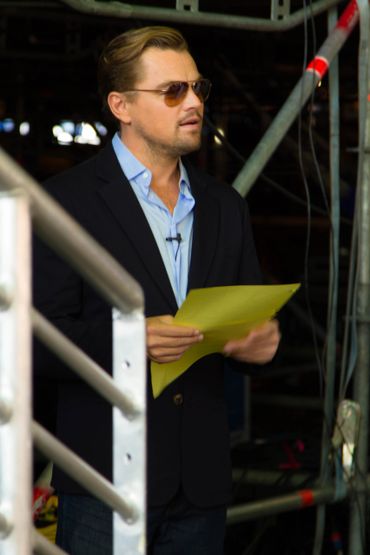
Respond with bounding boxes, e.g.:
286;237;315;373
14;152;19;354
33;26;280;554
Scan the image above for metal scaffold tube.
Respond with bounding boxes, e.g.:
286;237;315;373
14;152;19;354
233;0;360;197
32;308;140;418
227;483;347;525
59;0;341;31
312;7;342;554
349;0;370;552
227;471;370;525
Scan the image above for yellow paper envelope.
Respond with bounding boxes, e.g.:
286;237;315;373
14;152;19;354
151;283;300;398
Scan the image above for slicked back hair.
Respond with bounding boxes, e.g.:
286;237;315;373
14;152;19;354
97;26;189;116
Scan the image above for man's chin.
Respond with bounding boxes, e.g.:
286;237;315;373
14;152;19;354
176;137;202;156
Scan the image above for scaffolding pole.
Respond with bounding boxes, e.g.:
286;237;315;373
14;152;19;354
232;0;360;197
227;483;347;525
59;0;341;31
227;471;370;525
312;6;342;554
348;0;370;552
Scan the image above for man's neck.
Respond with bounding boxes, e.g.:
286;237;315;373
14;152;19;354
120;133;180;186
119;133;181;212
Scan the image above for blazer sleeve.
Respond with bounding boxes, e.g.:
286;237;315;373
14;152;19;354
32;181;113;381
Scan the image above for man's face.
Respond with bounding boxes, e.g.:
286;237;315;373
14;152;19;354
122;47;205;160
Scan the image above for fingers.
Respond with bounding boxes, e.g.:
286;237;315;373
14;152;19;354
146;316;203;348
146;315;203;364
223;319;281;364
147;316;281;365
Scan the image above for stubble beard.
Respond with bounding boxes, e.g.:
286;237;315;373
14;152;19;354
171;130;202;157
136;121;203;161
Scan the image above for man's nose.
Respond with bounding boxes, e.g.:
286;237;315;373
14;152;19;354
183;84;202;109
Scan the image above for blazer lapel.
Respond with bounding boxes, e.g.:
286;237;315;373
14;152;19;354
95;145;178;312
186;163;220;292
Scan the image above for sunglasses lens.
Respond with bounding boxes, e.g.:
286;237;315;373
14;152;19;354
163;79;212;106
193;79;211;102
164;82;188;106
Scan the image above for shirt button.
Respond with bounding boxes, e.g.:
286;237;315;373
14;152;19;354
143;172;148;179
173;393;183;406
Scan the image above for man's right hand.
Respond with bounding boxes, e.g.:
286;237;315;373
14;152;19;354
146;315;203;364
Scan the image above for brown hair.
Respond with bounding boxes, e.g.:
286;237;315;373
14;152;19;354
97;26;189;114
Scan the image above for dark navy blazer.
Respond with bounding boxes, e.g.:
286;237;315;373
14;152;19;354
33;142;261;508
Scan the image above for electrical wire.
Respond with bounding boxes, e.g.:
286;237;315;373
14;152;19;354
338;0;369;401
336;4;370;546
241;518;275;555
208;18;348;549
298;0;325;397
338;200;359;399
204;115;352;224
307;2;341;388
205;3;363;551
297;2;342;553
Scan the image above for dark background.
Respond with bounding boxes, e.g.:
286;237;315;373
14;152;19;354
0;1;360;552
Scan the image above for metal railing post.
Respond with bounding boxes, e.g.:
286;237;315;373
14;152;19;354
0;190;32;554
0;146;147;554
112;310;146;554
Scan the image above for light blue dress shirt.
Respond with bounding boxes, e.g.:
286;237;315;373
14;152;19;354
112;133;195;307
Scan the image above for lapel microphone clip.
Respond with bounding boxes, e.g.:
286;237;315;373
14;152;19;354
166;233;182;260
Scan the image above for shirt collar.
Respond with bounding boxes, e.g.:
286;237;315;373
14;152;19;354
112;132;147;181
112;133;192;197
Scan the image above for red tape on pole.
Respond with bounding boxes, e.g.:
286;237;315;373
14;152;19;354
305;0;360;80
306;56;329;79
336;0;359;32
298;489;315;507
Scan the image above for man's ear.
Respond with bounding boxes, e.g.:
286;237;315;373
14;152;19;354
107;92;132;124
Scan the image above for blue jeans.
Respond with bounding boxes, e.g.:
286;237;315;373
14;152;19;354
148;489;226;554
56;491;226;554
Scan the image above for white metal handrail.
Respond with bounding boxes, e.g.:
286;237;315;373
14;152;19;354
32;531;66;555
0;147;147;555
32;308;140;418
0;191;32;554
32;422;138;523
0;147;143;314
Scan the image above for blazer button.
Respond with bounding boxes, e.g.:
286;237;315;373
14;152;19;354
173;393;183;406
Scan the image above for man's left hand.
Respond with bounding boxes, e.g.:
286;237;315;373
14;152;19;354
223;319;280;364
